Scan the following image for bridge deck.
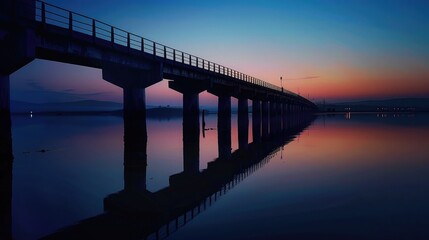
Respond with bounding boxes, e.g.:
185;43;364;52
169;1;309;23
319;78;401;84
13;0;316;107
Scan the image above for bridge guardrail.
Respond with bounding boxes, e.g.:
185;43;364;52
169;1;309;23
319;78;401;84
29;0;312;104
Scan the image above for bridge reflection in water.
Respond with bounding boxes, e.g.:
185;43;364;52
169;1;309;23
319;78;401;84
70;113;313;239
0;111;314;240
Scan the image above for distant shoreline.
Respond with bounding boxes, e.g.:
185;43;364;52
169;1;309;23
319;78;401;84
11;107;185;117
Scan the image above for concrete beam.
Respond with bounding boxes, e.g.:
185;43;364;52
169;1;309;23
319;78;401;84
168;80;207;96
102;62;163;89
207;84;235;98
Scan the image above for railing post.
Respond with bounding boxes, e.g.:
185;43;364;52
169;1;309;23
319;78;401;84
92;19;96;41
153;42;156;56
182;52;184;63
141;37;144;52
127;33;130;48
202;59;205;69
189;55;191;65
110;26;114;46
173;49;176;61
196;57;199;68
164;46;166;59
41;2;46;24
68;12;72;33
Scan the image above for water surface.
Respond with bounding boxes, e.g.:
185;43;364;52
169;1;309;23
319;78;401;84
2;113;429;239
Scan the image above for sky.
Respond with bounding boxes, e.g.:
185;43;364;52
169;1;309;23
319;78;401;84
10;0;429;105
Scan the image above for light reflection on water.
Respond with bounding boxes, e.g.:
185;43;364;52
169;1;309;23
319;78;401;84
5;113;429;239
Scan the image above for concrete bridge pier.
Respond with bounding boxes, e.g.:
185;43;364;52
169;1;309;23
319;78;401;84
102;63;163;191
0;30;36;114
208;86;233;159
261;101;269;138
0;76;10;115
270;101;278;135
1;0;37;114
291;104;295;113
276;101;282;132
169;81;207;174
237;98;249;150
217;95;232;159
0;114;13;240
281;102;288;132
181;93;200;174
252;100;261;143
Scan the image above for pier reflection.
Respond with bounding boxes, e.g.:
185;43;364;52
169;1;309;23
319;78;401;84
123;112;148;192
41;113;315;239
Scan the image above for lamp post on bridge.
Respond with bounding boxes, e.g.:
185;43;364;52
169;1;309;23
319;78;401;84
280;76;283;93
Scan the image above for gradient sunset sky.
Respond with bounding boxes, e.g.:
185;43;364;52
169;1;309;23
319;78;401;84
10;0;429;106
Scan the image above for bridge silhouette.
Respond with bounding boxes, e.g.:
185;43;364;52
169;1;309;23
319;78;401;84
1;0;317;119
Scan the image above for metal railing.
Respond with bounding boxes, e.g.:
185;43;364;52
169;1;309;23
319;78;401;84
32;0;301;97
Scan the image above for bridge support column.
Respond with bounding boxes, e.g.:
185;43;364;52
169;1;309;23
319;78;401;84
102;63;162;191
122;88;148;192
0;76;10;115
262;101;269;138
218;95;231;159
0;114;13;240
169;81;207;174
182;93;200;174
270;101;277;135
281;102;287;132
238;98;248;150
252;100;261;143
275;102;282;132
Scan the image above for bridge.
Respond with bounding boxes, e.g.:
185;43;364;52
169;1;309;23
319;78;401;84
0;2;317;238
0;0;317;121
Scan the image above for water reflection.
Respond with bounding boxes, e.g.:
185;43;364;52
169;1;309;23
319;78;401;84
123;112;147;192
7;112;428;239
39;114;314;239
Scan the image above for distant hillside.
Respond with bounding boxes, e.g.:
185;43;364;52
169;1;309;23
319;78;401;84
11;100;123;113
318;98;429;112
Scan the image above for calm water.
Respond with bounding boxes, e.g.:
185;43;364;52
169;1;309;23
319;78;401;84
2;113;429;239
